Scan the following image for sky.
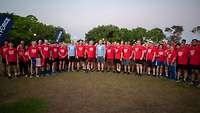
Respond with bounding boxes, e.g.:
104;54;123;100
0;0;200;42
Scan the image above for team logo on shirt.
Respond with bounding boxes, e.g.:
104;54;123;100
44;47;48;51
89;48;93;51
190;50;195;56
124;49;128;53
79;47;83;50
8;50;14;54
135;48;139;51
159;52;163;55
54;48;57;52
178;52;183;56
107;49;111;53
61;49;64;53
32;49;36;53
148;49;152;53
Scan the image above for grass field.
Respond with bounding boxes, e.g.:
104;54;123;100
0;72;200;113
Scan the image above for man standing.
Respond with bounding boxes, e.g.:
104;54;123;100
96;40;105;72
133;39;145;76
76;40;86;71
68;40;76;72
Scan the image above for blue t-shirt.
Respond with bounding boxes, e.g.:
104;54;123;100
68;44;76;56
96;44;105;57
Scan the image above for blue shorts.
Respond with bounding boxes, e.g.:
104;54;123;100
31;58;36;67
123;59;130;65
97;56;104;63
156;60;164;66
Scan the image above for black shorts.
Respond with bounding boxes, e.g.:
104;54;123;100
106;59;114;65
77;57;84;62
45;58;52;64
8;62;17;65
190;65;200;70
52;58;59;63
114;59;121;64
88;58;95;62
69;56;76;62
177;64;188;70
59;58;66;62
146;60;155;67
2;58;6;64
135;59;143;64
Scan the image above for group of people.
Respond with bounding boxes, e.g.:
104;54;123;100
0;38;200;87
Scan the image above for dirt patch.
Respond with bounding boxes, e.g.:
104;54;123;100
0;72;200;113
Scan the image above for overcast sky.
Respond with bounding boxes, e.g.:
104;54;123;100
1;0;200;42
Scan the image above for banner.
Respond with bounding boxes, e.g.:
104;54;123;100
0;15;13;45
56;30;63;43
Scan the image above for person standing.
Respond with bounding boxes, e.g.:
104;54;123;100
6;42;18;78
68;40;76;72
96;40;105;72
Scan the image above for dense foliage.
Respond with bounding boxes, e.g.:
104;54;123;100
0;13;70;46
85;25;166;43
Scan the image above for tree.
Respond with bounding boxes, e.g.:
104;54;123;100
165;25;183;43
147;28;165;43
0;13;70;45
85;25;120;42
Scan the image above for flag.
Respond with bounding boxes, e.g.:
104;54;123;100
0;15;13;45
56;30;63;43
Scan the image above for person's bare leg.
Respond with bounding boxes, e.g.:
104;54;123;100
183;69;188;82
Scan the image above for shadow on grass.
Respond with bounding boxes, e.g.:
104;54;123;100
0;97;48;113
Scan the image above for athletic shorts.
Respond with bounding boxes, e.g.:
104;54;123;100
44;58;51;64
97;56;104;63
146;60;154;67
69;56;76;62
114;59;121;64
52;58;59;63
106;59;114;65
164;62;169;67
123;59;130;65
77;57;84;62
2;58;6;64
135;59;143;64
177;64;188;70
87;58;95;62
190;65;200;72
31;58;36;67
156;60;164;66
8;61;17;65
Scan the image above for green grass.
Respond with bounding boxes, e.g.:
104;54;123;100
0;98;48;113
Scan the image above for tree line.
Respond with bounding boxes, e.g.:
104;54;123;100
1;13;199;44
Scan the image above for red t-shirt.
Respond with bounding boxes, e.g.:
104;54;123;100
146;47;156;61
86;45;96;58
106;46;115;59
189;46;200;65
167;50;177;64
6;48;17;63
156;49;165;62
76;45;85;57
122;45;132;60
133;44;144;60
51;46;59;58
37;44;43;52
1;45;9;58
17;45;25;61
58;47;67;59
177;46;189;65
23;51;29;62
28;46;39;58
115;46;122;60
41;44;51;58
